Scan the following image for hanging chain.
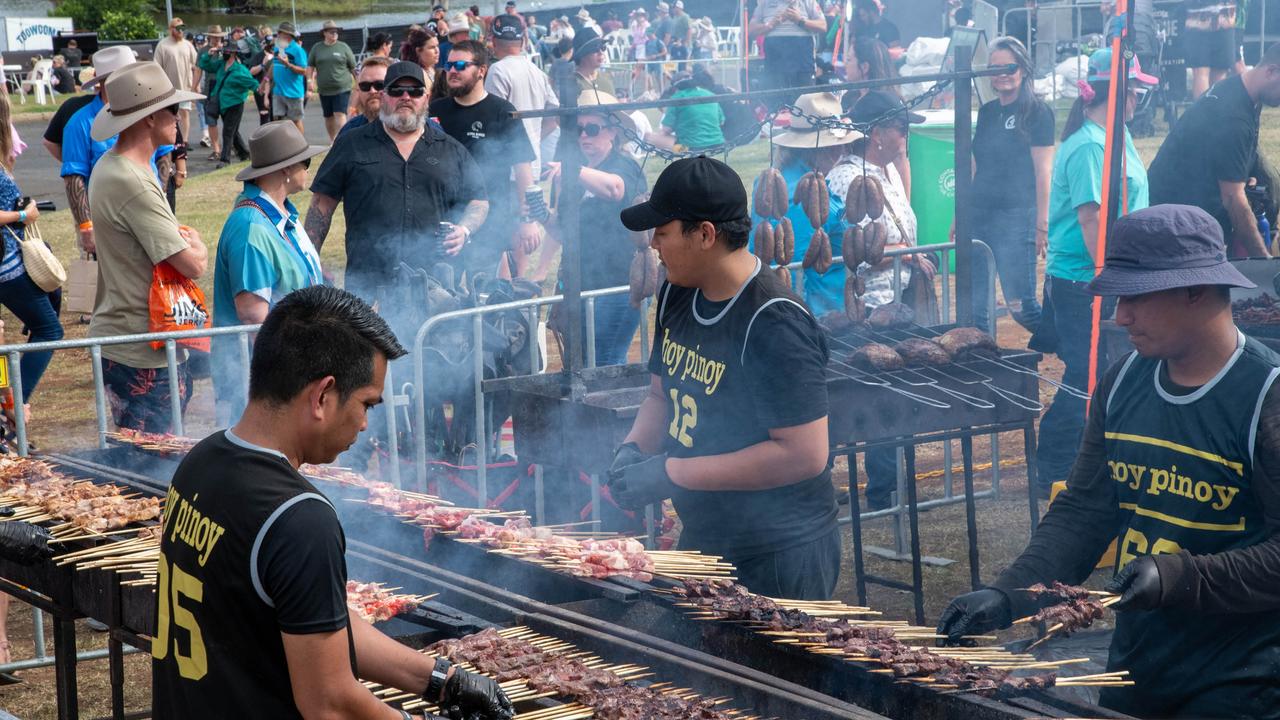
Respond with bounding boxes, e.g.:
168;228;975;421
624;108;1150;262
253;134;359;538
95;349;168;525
596;79;954;163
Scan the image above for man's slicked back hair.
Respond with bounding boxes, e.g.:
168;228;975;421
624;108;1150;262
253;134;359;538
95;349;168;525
249;286;408;405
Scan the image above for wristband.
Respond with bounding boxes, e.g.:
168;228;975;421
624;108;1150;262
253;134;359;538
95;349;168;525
426;657;451;702
78;221;93;231
400;711;412;720
17;211;26;224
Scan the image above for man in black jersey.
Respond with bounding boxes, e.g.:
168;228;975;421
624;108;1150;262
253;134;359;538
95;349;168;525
153;286;513;720
937;206;1280;719
608;156;840;600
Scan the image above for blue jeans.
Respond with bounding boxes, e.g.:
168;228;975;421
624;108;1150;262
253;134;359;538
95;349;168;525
0;274;62;399
1032;276;1114;489
973;206;1042;333
589;294;640;367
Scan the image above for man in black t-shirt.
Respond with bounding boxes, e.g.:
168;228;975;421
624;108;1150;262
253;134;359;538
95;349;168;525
853;0;901;53
153;286;513;720
1148;44;1280;258
41;92;96;162
608;156;840;600
429;39;539;279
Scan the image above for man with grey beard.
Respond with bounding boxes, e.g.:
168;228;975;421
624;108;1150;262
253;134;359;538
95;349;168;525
306;60;488;297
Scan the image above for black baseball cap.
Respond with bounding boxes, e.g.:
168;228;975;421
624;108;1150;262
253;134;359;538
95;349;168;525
493;14;525;41
849;90;925;126
384;60;427;88
1087;204;1254;296
621;156;748;231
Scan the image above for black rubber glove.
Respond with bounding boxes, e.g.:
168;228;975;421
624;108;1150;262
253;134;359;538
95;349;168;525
439;668;514;720
608;453;677;511
607;442;646;483
1106;556;1162;611
0;521;52;565
936;587;1012;646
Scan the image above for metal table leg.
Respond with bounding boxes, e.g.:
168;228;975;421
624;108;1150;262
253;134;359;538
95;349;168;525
847;452;868;606
53;615;78;720
1024;422;1041;532
108;580;126;720
903;446;925;627
961;435;981;590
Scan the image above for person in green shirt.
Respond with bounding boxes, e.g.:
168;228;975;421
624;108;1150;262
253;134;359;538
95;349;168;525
214;45;262;167
1032;48;1154;494
197;31;227;159
656;72;724;150
307;20;358;142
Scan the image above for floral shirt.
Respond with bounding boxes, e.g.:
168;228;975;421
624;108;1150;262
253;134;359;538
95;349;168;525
826;155;916;309
0;171;26;284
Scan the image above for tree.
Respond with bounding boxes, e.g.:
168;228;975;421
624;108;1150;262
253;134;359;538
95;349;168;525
51;0;158;39
100;11;160;42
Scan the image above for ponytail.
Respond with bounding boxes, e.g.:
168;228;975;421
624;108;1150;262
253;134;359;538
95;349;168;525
1061;78;1109;141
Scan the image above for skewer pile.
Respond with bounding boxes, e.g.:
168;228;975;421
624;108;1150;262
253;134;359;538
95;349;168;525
668;579;1133;698
346;580;436;624
0;456;161;534
1014;582;1121;650
364;626;759;720
52;525;161;587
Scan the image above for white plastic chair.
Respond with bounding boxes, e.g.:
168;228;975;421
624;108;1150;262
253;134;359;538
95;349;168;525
716;26;741;57
20;60;56;105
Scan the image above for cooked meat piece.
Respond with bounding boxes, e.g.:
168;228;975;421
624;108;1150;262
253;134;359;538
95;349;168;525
894;338;952;367
848;343;905;372
938;327;999;359
818;311;856;335
868;302;915;329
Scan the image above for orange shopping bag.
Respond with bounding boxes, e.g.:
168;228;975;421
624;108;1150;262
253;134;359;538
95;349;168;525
148;262;211;352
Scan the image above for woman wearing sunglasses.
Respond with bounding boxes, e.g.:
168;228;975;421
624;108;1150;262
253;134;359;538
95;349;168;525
547;90;647;366
212;121;327;424
967;36;1053;333
1032;48;1155;497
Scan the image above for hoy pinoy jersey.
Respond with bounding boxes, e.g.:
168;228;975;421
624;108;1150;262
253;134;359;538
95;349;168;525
1101;333;1280;717
647;261;837;561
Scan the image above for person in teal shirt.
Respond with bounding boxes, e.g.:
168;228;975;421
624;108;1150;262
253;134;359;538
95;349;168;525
1033;48;1155;493
748;92;853;317
212;121;327;424
659;73;725;150
212;46;260;167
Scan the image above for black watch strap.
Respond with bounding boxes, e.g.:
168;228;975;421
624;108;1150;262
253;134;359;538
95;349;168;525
425;657;452;702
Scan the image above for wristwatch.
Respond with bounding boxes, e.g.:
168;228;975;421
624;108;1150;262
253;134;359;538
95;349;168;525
425;657;451;702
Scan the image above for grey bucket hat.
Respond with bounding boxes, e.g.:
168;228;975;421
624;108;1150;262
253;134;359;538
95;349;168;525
1087;204;1255;296
235;121;328;181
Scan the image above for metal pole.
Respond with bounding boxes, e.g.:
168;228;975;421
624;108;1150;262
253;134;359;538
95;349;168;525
165;0;173;25
238;332;251;397
473;314;487;507
557;62;585;392
91;346;107;450
585;298;597;368
384;364;401;489
954;43;975;326
164;340;183;436
8;350;26;456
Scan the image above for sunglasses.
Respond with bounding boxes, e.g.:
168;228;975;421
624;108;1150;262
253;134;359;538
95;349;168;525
358;80;385;92
579;123;606;137
386;85;426;98
162;104;181;116
443;60;476;73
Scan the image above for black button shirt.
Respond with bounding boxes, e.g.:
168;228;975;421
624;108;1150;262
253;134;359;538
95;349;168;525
311;121;487;289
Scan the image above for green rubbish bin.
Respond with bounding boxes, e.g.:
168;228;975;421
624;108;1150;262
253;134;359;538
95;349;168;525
908;109;969;268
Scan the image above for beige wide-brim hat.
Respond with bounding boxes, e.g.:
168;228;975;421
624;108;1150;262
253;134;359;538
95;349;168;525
91;62;205;141
236;120;328;181
773;92;862;149
206;25;227;37
576;89;636;134
81;45;137;91
321;20;342;32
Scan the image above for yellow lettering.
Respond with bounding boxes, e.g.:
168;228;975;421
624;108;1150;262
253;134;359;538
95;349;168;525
152;552;171;661
1172;473;1194;499
705;361;725;395
1147;468;1170;495
1109;461;1125;483
193;517;210;553
1212;485;1240;511
1125;463;1147;490
1119;527;1149;568
198;525;225;567
1194;481;1213;503
170;563;207;680
1151;537;1183;556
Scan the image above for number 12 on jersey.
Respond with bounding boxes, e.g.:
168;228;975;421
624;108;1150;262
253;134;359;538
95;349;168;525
668;389;698;448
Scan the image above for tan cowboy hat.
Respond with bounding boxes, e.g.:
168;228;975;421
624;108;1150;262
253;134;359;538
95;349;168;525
773;92;861;149
321;20;342;32
206;25;226;37
91;62;205;141
576;89;635;134
445;11;470;33
235;121;328;181
81;45;137;91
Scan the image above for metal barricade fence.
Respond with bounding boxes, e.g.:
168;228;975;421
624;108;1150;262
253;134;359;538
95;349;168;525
601;56;747;100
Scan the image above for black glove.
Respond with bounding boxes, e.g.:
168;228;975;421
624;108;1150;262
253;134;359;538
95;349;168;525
439;667;514;720
607;453;677;511
0;521;52;565
1106;556;1162;611
608;442;646;481
936;588;1012;646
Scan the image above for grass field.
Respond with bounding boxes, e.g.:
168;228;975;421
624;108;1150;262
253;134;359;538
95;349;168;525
0;105;1276;718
